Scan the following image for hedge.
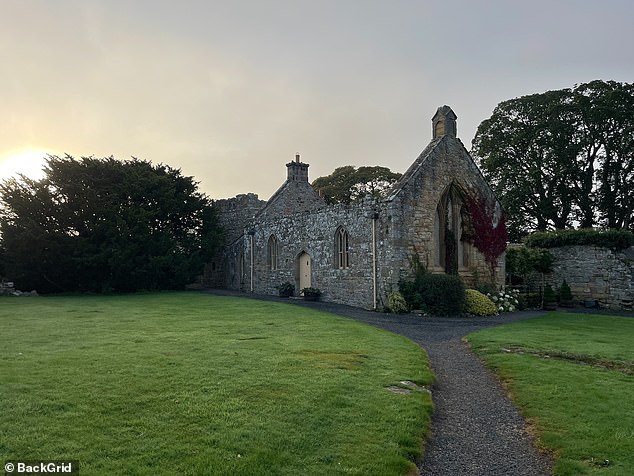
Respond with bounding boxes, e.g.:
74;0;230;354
399;271;465;316
525;229;634;251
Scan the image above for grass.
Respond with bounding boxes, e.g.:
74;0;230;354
468;312;634;476
0;292;433;475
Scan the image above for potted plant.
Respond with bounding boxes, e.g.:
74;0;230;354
558;280;575;308
276;281;295;298
543;283;557;310
301;287;322;301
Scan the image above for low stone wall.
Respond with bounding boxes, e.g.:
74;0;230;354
0;282;39;297
0;282;15;295
549;245;634;310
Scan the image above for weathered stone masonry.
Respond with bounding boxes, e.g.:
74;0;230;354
549;245;634;310
206;107;505;309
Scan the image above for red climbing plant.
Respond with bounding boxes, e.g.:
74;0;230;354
465;194;508;278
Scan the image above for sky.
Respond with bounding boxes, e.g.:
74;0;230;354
1;0;633;200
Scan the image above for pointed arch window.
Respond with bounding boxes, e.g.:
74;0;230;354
433;183;472;274
335;227;350;269
267;235;279;271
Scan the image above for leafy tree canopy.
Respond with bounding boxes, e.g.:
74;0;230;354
472;80;634;241
0;155;221;293
311;165;402;204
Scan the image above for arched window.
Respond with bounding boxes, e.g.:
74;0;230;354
335;227;350;269
433;183;472;274
267;235;279;271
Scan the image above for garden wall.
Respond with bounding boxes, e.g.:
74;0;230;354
549;245;634;310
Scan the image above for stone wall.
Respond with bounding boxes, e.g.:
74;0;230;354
549;245;634;310
203;193;265;289
245;200;377;309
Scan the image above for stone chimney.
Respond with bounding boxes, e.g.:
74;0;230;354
432;105;457;139
286;153;310;182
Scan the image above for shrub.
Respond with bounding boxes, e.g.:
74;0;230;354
465;289;497;316
276;281;295;297
421;274;465;315
301;287;322;298
526;229;634;251
398;280;424;311
543;284;556;303
525;292;541;308
486;288;520;312
506;247;554;276
474;281;497;297
387;292;408;314
559;279;573;301
399;269;465;316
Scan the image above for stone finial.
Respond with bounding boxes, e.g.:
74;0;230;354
432;106;457;139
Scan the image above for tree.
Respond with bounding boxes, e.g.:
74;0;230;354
472;80;634;240
0;155;222;293
573;80;634;229
311;165;402;204
472;89;583;240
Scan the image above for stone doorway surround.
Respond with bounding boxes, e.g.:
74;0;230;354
297;251;311;291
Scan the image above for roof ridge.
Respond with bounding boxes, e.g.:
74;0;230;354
385;137;444;201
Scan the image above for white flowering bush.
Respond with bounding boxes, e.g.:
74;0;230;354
486;288;520;312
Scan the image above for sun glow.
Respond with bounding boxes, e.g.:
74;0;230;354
0;150;48;182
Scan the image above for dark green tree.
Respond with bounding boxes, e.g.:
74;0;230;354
472;89;583;240
312;165;402;204
472;80;634;239
0;155;221;293
572;80;634;229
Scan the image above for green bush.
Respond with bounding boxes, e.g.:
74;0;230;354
398;280;422;311
506;246;554;275
387;292;408;313
475;281;497;297
276;281;295;297
525;292;541;308
399;268;465;316
301;287;322;297
465;289;497;316
543;284;556;303
559;280;573;301
526;229;634;251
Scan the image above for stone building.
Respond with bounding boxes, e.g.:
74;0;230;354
206;106;505;309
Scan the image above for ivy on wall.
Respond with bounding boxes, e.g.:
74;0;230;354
466;194;508;278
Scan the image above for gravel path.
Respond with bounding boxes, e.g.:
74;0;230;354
203;290;553;475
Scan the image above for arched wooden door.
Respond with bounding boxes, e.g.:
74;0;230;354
297;252;311;290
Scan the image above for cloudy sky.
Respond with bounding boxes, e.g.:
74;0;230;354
1;0;633;200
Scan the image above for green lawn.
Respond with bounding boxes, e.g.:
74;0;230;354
0;293;432;475
468;312;634;476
